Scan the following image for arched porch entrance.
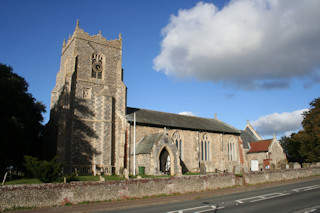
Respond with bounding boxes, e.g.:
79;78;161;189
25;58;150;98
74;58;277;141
159;147;171;174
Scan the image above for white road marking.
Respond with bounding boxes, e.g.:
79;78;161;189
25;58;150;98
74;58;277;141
168;204;225;213
236;192;290;204
250;192;291;202
195;209;213;213
168;184;320;213
304;209;317;213
292;185;320;192
167;205;209;213
195;205;225;213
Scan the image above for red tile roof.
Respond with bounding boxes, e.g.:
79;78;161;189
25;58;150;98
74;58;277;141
248;139;272;153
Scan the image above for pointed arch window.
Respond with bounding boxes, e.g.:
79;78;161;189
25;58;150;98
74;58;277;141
201;141;204;161
201;134;210;161
92;53;103;79
173;132;183;160
228;142;236;161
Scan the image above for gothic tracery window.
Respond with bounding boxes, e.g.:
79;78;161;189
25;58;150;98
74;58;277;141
201;134;210;161
92;53;103;79
173;132;183;160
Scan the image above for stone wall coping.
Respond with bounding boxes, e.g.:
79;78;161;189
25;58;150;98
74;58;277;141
2;167;319;190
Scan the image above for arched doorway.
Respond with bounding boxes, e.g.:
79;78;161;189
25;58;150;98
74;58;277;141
159;147;170;174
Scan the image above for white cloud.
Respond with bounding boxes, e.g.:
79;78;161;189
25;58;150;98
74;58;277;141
251;108;308;137
153;0;320;90
178;111;196;116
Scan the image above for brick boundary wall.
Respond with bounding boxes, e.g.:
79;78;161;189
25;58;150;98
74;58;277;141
1;167;320;210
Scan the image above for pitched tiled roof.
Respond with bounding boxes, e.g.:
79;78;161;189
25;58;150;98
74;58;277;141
126;107;240;134
248;139;272;153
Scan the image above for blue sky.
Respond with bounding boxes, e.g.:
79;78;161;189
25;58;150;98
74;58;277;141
1;0;319;138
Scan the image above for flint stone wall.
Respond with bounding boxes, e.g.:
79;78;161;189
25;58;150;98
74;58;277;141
1;167;320;210
245;167;320;185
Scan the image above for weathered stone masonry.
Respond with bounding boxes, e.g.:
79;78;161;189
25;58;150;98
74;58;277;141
1;168;320;210
50;21;126;175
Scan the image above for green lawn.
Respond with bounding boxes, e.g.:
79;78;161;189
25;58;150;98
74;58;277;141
3;174;173;185
102;175;126;181
4;178;42;185
3;175;125;185
74;175;126;181
64;174;127;182
130;174;169;178
73;175;101;181
183;172;201;175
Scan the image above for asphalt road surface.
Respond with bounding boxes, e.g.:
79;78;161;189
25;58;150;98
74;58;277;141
98;179;320;213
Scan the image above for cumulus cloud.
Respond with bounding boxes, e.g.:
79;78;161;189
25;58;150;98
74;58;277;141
153;0;320;90
178;111;196;116
251;108;308;137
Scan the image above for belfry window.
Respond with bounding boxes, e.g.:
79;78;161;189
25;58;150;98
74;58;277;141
92;53;103;79
173;132;183;160
201;134;210;161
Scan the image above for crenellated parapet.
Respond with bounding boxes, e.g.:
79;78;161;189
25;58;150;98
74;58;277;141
62;20;122;54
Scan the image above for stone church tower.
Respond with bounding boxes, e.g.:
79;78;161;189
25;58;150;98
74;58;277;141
50;20;127;174
49;21;251;177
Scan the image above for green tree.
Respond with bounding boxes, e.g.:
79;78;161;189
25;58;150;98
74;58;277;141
24;156;62;183
280;98;320;163
280;134;303;163
0;63;46;176
299;98;320;162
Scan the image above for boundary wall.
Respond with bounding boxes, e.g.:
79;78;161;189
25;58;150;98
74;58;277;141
1;167;320;210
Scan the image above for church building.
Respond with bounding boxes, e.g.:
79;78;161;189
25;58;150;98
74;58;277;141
49;21;249;176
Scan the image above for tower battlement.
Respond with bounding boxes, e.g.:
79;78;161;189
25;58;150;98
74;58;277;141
62;20;122;54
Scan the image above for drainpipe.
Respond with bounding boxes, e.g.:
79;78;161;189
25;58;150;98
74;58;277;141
133;112;136;176
198;131;200;170
128;124;131;174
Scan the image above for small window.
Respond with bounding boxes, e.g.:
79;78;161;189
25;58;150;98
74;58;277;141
83;87;92;99
92;53;103;79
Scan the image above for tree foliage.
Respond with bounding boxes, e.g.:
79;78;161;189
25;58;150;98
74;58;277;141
280;134;303;163
0;63;46;176
24;156;62;183
280;98;320;163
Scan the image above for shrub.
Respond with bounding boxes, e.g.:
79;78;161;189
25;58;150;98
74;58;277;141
65;173;77;182
24;156;62;183
235;173;243;177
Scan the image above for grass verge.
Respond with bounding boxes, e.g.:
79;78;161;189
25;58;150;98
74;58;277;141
4;178;42;185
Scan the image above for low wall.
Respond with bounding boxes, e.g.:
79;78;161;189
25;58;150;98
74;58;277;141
1;167;320;210
245;167;320;185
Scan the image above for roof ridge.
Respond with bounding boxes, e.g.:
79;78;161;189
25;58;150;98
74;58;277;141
128;106;230;122
245;122;263;140
126;106;239;134
214;117;241;133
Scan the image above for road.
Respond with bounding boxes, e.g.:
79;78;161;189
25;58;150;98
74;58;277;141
97;179;320;213
11;177;320;213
